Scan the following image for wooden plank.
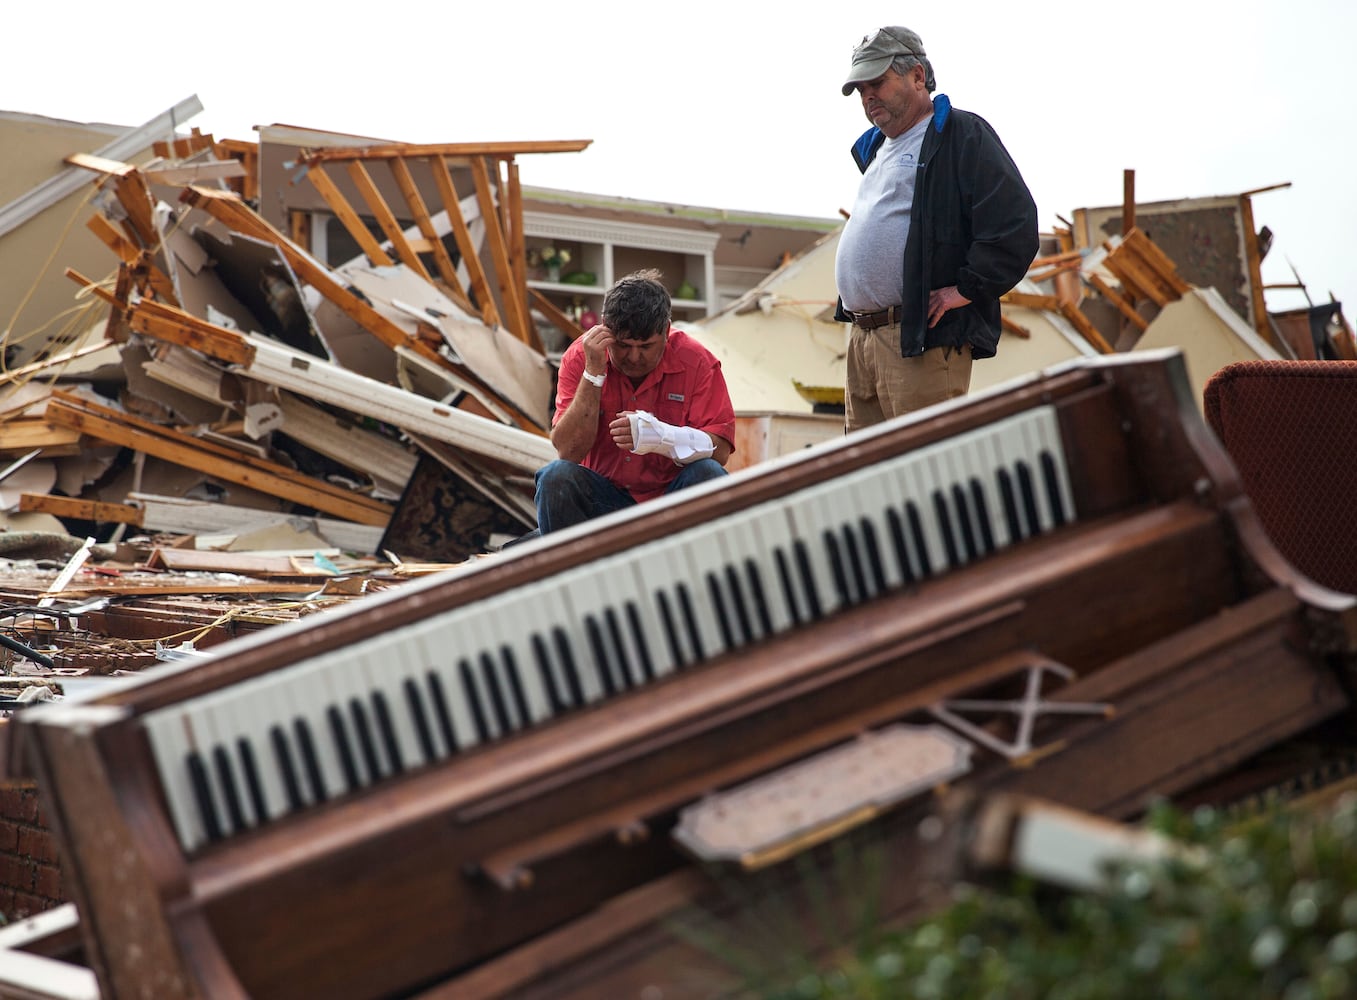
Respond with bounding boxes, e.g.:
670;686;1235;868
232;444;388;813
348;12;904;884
303;164;393;267
430;157;501;329
300;140;592;163
0;419;82;455
1122;168;1135;235
470;157;532;345
1122;229;1190;296
1058;300;1115;354
1000;314;1031;339
1101;247;1171;307
144;161;247;185
1000;291;1061;311
1086;273;1149;332
386;156;472;311
528;287;584;342
85;212;139;262
345;160;431;281
128;300;257;366
19;493;144;526
502;158;543;352
43;392;392;526
1238;194;1279;349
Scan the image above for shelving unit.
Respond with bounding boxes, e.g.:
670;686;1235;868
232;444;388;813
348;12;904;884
523;210;721;323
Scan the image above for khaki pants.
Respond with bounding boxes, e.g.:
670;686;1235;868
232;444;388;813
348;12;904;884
845;322;972;433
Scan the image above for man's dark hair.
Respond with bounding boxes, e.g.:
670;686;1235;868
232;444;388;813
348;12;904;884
602;269;671;341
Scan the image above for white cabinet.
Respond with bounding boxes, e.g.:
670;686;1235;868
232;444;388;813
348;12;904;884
523;211;721;323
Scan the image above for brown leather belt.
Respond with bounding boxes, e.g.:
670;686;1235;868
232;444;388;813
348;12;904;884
846;305;903;330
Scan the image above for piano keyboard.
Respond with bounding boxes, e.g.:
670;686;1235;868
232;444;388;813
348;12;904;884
144;406;1075;852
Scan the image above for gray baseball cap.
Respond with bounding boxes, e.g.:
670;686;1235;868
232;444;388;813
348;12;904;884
841;26;935;95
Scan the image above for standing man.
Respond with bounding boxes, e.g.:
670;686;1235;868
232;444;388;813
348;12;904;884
534;269;736;535
834;26;1039;432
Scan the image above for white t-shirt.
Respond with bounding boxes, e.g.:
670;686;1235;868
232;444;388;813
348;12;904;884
834;114;930;314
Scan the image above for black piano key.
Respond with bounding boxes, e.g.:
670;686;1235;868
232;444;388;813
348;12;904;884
792;539;824;619
499;647;534;723
1016;461;1042;535
774;547;805;626
602;609;637;689
744;559;774;637
823;529;853;606
906;500;933;577
969;477;997;555
211;745;247;834
707;571;738;651
403;677;438;764
722;565;756;645
532;633;569;714
458;658;493;744
676;583;706;663
624;602;658;683
656;589;688;669
552;627;587;706
997;468;1025;541
933;490;961;568
1041;451;1069;526
187;750;224;842
293;718;328;802
371;692;405;773
950;483;980;562
859;518;888;596
840;522;872;601
236;737;268;825
425;671;460;754
327;705;363;792
348;697;385;782
886;507;917;584
269;724;305;812
478;651;516;735
585;614;621;696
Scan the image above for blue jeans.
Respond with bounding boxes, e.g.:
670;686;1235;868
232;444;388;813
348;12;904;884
534;459;728;534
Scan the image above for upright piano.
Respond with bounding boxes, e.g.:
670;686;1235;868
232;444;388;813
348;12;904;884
12;349;1357;999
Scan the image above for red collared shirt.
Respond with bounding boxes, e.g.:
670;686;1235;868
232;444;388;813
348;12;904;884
554;328;737;502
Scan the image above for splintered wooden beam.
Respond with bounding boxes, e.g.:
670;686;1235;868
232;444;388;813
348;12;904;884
1002;291;1113;354
126;299;257;366
503;158;531;327
471;157;533;345
1058;300;1115;354
528;288;584;342
431;157;501;329
386;157;472;310
1086;273;1149;332
44;390;392;526
345;160;432;282
304;163;394;267
1237;195;1278;349
298;140;592;164
1001;291;1062;312
178;187;545;434
181;186;430;358
19;494;145;526
1000;314;1031;339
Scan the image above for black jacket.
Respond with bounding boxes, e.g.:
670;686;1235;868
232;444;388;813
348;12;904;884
835;95;1039;360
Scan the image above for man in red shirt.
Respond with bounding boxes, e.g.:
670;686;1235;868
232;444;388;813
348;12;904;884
535;269;736;535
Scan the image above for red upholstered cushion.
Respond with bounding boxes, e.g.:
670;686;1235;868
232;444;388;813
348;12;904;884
1203;360;1357;595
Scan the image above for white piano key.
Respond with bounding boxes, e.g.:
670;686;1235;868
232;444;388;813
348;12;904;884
143;709;207;852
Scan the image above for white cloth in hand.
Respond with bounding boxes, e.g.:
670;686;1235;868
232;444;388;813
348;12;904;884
627;410;715;464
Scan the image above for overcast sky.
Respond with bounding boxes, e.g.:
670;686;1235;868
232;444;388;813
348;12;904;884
8;0;1354;324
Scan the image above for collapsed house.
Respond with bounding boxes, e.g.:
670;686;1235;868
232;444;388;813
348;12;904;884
1;98;1355;960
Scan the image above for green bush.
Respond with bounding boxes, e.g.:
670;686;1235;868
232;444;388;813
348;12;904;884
755;794;1357;1000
